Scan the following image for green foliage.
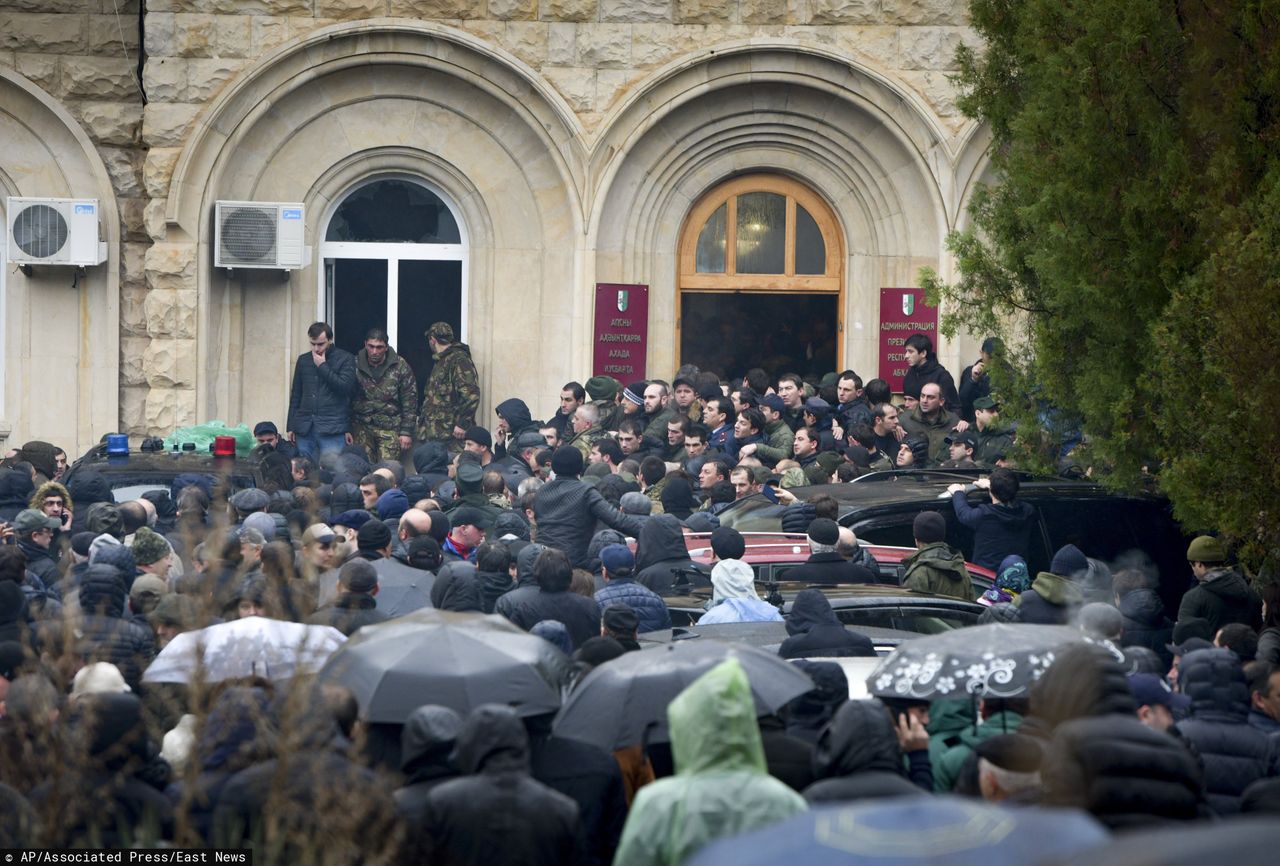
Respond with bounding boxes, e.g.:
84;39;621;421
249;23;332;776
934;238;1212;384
928;0;1280;559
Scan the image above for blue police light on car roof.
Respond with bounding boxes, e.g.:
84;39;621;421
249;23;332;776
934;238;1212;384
105;434;129;456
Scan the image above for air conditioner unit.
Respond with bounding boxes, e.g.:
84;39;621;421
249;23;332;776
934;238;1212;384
214;201;305;269
6;197;108;266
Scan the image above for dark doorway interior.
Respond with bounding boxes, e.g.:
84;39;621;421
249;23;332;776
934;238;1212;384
398;260;462;399
680;291;839;381
331;259;387;355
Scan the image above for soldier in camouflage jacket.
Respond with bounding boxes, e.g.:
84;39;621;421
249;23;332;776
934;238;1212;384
416;322;481;450
352;333;418;463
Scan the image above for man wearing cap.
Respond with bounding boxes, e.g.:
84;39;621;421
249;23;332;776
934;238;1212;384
491;430;544;495
532;447;645;569
251;421;297;459
351;327;419;463
740;395;794;468
308;559;388;636
1177;536;1262;636
585;376;623;432
416;321;480;452
971;396;1014;468
287;321;358;460
601;604;643;651
784;518;877;585
441;505;491;565
670;377;702;424
1130;672;1190;733
594;544;671;633
939;431;979;469
13;508;62;592
901;511;974;601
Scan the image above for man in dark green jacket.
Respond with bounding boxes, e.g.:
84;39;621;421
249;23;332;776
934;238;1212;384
352;328;418;462
1177;536;1262;635
899;383;962;467
901;511;975;601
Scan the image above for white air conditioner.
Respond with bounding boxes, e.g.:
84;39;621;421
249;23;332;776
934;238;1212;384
214;201;305;269
6;197;108;266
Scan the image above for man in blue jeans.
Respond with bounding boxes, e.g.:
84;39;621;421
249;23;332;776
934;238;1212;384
288;321;357;459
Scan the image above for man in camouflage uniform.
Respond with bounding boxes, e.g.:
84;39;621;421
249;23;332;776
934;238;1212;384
351;328;418;463
416;321;481;452
564;402;607;461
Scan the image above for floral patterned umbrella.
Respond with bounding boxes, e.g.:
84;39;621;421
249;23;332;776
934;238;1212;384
866;624;1118;700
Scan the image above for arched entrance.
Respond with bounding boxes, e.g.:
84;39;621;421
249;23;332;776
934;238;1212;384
677;174;843;379
320;177;467;393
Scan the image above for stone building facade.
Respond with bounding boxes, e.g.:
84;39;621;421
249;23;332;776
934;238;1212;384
0;0;990;456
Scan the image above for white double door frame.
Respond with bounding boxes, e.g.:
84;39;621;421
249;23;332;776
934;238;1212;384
319;240;468;348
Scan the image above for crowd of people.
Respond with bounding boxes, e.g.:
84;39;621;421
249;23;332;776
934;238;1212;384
0;320;1276;861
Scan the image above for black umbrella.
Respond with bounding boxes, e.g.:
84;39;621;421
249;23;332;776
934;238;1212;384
552;639;813;752
866;624;1118;700
317;610;572;723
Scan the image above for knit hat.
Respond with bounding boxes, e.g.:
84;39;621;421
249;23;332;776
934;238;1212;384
622;383;646;406
807;518;840;547
130;527;171;566
463;426;492;449
602;604;639;636
340;559;378;593
1050;543;1089;577
585;376;619;402
551;446;584;478
71;531;97;558
357;519;392;552
912;511;947;544
1186;535;1226;563
600;544;635;575
376;488;410;521
710;525;745;561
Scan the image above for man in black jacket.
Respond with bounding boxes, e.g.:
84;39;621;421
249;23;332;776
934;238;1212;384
498;548;600;650
532;448;643;569
784;519;876;585
307;559;387;636
287;321;358;460
901;333;960;413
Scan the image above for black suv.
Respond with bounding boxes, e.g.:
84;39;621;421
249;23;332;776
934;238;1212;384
63;439;265;503
714;469;1193;612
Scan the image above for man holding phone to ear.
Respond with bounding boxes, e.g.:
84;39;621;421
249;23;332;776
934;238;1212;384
287;321;358;460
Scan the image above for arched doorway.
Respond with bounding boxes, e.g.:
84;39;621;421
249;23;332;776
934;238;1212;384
320;177;467;394
677;174;843;379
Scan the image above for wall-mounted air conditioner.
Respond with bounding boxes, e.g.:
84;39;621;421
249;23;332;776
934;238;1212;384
6;197;107;266
214;201;305;269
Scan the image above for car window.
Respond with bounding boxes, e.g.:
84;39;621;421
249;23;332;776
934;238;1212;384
1037;499;1139;562
109;483;171;502
853;508;975;562
893;611;979;634
1121;500;1194;611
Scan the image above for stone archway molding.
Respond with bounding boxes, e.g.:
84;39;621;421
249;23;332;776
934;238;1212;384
164;19;587;237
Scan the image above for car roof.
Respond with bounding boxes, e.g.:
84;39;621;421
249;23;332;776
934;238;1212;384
678;533;996;580
638;622;912;654
64;447;263;488
791;474;1167;510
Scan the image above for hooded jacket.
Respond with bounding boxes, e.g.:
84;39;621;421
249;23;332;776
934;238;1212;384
614;659;806;866
802;700;921;803
778;589;876;660
1015;572;1084;625
1118;588;1174;667
902;356;960;410
494;398;539;450
698;560;782;625
306;592;388;636
950;492;1037;571
1173;648;1278;815
1034;644;1204;829
410;442;452;491
531;477;645;570
783;661;848;745
394;705;463;832
417;342;481;443
902;542;975;601
633;514;703;596
0;470;34;523
933;708;1024;792
73;564;157;690
431;562;484;613
1176;568;1263;635
420;705;582;866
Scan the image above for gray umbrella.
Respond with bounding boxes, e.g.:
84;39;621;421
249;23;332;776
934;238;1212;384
552;639;813;752
317;610;572;723
866;623;1120;700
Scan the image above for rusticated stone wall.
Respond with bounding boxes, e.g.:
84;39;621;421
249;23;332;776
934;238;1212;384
0;0;979;440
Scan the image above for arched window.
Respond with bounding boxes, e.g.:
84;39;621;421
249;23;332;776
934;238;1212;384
678;175;843;375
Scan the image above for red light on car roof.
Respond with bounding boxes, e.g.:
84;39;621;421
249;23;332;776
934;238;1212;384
212;436;236;457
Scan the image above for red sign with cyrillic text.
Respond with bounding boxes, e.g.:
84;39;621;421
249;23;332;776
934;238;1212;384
879;288;939;392
593;283;648;380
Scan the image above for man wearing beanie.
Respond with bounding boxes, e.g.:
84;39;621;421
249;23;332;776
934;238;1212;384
461;426;494;465
785;518;876;585
532;446;645;569
132;527;174;581
1176;535;1261;635
901;511;974;601
1014;542;1087;625
308;559;387;636
356;519;394;562
594;544;671;633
